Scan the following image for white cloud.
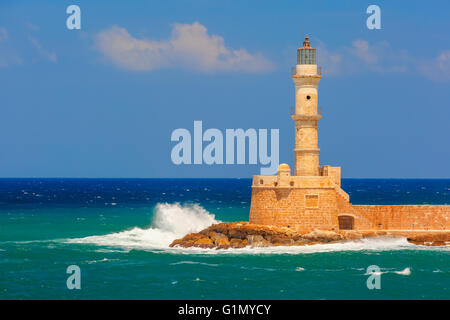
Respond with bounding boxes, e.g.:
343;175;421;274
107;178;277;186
349;39;378;64
419;50;450;82
0;23;58;66
316;44;342;76
319;38;450;81
95;22;274;73
28;36;57;63
0;24;57;67
317;38;409;76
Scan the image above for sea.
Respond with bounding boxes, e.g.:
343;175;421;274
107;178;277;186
0;178;449;300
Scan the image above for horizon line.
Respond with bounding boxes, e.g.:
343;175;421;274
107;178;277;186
0;177;449;180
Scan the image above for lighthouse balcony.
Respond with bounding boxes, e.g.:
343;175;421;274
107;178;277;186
291;66;322;77
290;107;323;117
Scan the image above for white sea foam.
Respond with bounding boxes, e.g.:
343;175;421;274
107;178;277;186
66;203;219;249
94;248;130;253
86;258;119;264
394;267;411;276
170;261;219;267
65;202;450;255
168;236;449;255
365;267;411;276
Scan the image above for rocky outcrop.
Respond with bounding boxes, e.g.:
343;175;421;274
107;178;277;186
169;222;450;249
405;232;450;246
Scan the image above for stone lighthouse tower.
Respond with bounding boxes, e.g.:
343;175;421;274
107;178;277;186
292;35;321;176
249;34;346;232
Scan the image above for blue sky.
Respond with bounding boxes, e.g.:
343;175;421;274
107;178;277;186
0;0;449;178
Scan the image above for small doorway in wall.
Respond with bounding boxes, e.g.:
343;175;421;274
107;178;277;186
338;215;354;230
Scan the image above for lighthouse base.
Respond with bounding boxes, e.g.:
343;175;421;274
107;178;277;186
249;171;450;233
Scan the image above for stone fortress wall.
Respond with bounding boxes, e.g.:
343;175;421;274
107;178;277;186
249;165;450;232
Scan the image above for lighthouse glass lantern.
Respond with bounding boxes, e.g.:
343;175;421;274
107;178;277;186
297;35;316;65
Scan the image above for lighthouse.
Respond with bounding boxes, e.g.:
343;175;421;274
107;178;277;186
248;33;450;233
249;34;346;231
292;35;321;176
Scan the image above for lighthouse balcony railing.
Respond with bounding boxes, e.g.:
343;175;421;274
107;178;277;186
291;66;322;76
291;106;323;116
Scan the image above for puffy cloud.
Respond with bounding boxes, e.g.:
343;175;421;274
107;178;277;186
419;50;450;82
95;22;274;73
349;39;378;64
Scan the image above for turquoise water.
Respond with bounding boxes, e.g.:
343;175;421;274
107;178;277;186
0;179;449;299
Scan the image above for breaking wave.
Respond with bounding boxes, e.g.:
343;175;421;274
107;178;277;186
66;203;219;249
